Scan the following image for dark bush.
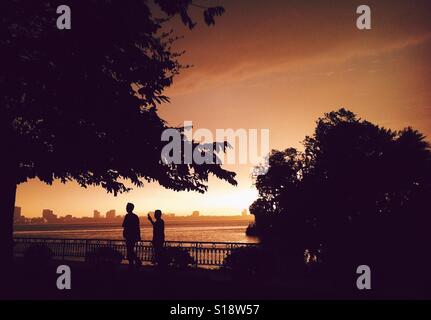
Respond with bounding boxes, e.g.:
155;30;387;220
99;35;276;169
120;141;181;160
164;247;195;269
85;246;123;266
245;223;259;237
222;246;268;278
24;244;53;266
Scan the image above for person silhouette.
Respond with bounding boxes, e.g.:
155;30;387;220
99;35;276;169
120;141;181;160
147;209;165;265
122;202;141;268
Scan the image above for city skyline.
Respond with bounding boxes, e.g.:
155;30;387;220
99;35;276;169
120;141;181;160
13;205;251;222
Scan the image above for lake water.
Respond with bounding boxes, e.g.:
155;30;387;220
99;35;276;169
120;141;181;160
14;221;259;243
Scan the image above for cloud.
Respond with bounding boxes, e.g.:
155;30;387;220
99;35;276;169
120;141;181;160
164;0;431;96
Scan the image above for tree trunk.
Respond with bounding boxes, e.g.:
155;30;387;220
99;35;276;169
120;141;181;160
0;175;17;270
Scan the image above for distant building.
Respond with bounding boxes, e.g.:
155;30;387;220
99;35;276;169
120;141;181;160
14;206;22;222
192;211;200;217
30;217;45;224
42;209;57;223
93;210;101;219
242;209;248;217
106;209;116;219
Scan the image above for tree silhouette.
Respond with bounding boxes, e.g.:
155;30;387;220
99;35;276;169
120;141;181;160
251;109;431;294
0;1;231;264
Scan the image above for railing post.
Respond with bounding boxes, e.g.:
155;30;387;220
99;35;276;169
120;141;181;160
84;239;88;258
195;242;199;268
62;239;66;261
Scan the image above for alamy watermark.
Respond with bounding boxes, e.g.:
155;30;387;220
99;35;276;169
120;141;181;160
356;264;371;290
55;5;371;31
56;5;71;30
356;5;372;30
56;264;71;290
161;121;270;174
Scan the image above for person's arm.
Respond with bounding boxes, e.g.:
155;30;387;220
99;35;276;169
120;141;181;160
147;213;154;225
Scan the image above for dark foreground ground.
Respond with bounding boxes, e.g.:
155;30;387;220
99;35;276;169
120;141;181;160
0;260;313;300
0;259;425;300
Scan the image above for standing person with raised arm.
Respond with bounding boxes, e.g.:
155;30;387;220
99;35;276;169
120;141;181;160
147;209;165;265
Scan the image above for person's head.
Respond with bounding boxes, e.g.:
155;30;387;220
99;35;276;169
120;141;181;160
154;209;162;220
126;202;134;214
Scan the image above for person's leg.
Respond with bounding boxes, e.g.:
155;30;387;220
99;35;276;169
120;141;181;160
154;243;165;267
126;240;134;266
152;242;159;265
133;241;141;266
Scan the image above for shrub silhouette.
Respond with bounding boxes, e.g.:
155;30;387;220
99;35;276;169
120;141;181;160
245;223;259;237
250;108;431;294
222;246;269;278
23;244;53;266
164;247;195;269
85;247;123;266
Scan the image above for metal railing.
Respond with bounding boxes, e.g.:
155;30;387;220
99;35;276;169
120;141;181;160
13;237;259;267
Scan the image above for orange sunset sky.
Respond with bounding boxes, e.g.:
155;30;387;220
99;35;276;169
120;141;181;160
16;0;431;217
